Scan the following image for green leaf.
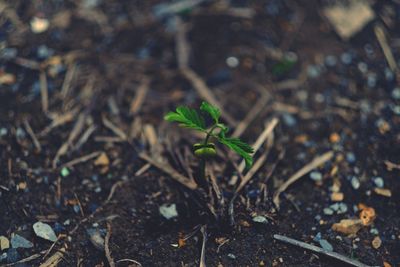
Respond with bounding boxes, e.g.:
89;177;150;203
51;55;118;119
164;106;206;132
217;137;254;168
200;101;221;123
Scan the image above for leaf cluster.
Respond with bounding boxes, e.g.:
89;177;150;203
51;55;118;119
165;102;254;168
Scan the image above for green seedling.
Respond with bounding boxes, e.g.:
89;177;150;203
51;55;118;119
165;101;254;186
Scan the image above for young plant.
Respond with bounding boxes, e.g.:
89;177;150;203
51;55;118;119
164;101;254;186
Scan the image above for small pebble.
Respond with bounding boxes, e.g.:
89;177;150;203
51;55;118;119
6;248;20;263
330;203;339;211
357;62;368;73
87;228;104;250
227;253;236;260
61;167;70;177
391;88;400;100
0;48;17;60
159;204;178;220
385;68;394;81
0;128;7;137
30;17;49;34
325;55;337;66
351;176;360;190
307;65;321;78
310;171;323;182
0;252;6;262
226;56;239;68
346;152;356;163
340;53;352;64
367;73;377;87
372;236;382;249
282;113;296;127
323;208;334;215
370;228;379;235
252;216;268;224
331;192;344;202
373;177;384;188
337;203;348;214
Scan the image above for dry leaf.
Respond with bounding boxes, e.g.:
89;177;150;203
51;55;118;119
372;236;382;249
332;218;363;235
323;0;375;40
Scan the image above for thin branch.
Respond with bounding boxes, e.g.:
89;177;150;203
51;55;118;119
23;119;42;152
273;151;334;210
61;151;102;168
105;222;116;267
274;234;374;267
102;116;127;140
374;24;397;71
130;77;150;115
139;153;198;190
40;71;49;113
199;225;207;267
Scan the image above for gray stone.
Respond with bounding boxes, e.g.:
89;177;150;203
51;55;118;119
33;222;57;242
159;204;178;220
10;234;33;249
373;177;384;188
351;177;360;189
310;171;323;182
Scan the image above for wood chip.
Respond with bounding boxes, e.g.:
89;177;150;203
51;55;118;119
372;236;382;249
374;188;392;197
359;206;376;226
331;192;344;202
332;219;363;235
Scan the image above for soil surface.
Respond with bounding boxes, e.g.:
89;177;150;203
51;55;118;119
0;1;399;267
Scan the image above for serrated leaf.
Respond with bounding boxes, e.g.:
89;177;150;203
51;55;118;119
200;101;221;123
164;106;206;131
218;137;254;168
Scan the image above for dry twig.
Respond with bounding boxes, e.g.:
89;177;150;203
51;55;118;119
40;71;49;113
139;153;198;190
200;225;207;267
374;24;397;71
130;78;150;115
23;119;42;152
61;151;102;168
53;113;86;168
102;116;127;140
39;248;66;267
105;222;116;267
274;234;374;267
273;151;334;209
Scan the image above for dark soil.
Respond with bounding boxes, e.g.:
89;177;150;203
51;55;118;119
0;1;399;266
